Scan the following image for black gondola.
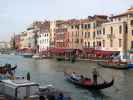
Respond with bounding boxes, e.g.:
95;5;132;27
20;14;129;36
97;61;128;70
64;72;114;90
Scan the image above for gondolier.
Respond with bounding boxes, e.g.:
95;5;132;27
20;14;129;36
92;68;99;85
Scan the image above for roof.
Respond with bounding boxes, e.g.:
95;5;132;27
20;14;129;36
2;79;39;87
111;8;133;18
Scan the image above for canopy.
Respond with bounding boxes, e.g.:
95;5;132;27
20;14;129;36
94;50;119;57
49;48;65;54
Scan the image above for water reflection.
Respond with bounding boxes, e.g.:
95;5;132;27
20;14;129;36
0;55;133;100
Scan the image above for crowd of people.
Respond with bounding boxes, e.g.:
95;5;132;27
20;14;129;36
39;92;71;100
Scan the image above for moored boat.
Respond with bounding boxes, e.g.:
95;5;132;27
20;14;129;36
21;53;33;58
64;72;114;90
32;54;41;59
97;61;128;70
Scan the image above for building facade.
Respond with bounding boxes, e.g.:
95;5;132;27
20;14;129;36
38;30;50;52
36;21;50;52
19;32;29;49
95;7;133;59
67;15;107;49
14;7;133;59
0;42;10;49
54;20;69;48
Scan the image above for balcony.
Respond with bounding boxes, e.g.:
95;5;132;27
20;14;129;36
95;35;103;39
107;34;115;39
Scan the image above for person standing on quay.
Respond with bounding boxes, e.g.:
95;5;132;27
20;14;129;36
27;72;30;81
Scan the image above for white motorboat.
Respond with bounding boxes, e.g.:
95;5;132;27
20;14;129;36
21;53;33;58
32;54;41;59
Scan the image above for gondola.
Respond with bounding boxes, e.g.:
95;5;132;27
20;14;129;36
97;61;128;70
64;72;114;90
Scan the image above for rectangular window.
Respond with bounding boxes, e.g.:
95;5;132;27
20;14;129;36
97;30;99;35
119;39;122;47
88;42;90;47
81;24;84;29
93;32;95;38
130;20;133;26
93;23;96;28
82;32;83;37
103;28;105;35
85;24;87;29
71;25;73;29
93;42;95;47
88;32;90;38
88;24;90;29
85;42;87;47
125;24;128;33
85;32;87;38
119;26;122;34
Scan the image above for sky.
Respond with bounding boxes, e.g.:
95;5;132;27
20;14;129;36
0;0;133;42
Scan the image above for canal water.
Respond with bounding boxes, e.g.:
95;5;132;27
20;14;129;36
0;54;133;100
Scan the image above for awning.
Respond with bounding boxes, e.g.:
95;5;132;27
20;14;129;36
19;48;33;52
64;49;75;53
49;48;65;54
94;50;119;57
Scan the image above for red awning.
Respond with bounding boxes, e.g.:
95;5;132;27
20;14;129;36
49;48;65;54
94;50;119;57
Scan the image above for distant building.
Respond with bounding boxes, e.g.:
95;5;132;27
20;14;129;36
35;21;51;53
54;20;69;48
19;32;29;49
38;30;50;52
0;41;10;49
50;21;56;48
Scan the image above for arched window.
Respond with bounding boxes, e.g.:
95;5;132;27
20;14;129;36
103;40;105;47
88;42;90;47
93;42;95;47
103;28;105;35
85;42;87;47
119;25;122;34
111;27;113;34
